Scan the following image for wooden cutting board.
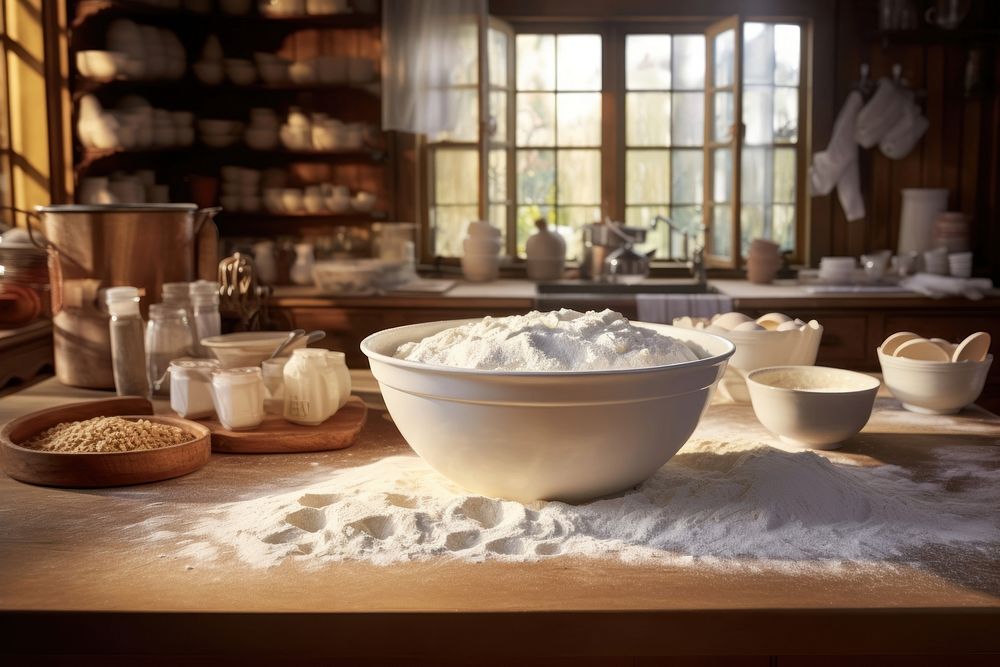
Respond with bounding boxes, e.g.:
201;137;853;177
197;395;367;454
0;397;212;488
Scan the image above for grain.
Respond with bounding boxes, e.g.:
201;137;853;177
23;417;192;453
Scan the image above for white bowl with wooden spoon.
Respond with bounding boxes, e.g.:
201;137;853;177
878;332;992;414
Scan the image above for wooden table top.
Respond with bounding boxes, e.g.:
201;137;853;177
1;376;998;659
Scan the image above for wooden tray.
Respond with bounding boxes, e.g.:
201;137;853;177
0;397;212;488
201;395;367;454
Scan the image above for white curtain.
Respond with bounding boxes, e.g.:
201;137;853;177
382;0;486;136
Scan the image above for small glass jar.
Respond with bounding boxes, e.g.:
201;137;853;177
211;366;265;430
146;304;194;395
170;359;220;419
261;357;288;415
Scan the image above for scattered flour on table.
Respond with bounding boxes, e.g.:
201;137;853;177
140;433;1000;570
393;309;702;371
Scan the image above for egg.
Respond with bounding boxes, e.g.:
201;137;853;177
755;312;791;330
775;320;802;332
711;311;754;330
733;321;767;331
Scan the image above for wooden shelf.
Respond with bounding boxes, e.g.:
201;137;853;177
73;76;381;99
73;0;380;29
216;210;389;236
76;146;387;172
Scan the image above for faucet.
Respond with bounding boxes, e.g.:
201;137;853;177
650;215;707;286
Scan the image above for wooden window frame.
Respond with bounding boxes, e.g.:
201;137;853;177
422;14;812;271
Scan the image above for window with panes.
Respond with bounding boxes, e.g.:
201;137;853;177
425;17;806;268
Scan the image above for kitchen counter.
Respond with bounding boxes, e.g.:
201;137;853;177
1;377;998;661
271;278;1000;309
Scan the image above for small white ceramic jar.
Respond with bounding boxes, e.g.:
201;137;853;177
211;366;265;430
283;348;337;425
170;359;221;419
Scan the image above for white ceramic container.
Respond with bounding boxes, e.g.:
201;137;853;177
361;320;735;502
877;348;992;414
898;188;948;255
674;318;824;402
746;366;879;450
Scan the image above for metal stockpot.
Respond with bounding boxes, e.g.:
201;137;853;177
28;204;219;389
580;222;648;281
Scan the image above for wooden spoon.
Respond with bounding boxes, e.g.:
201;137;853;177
880;331;920;356
894;338;951;362
952;332;991;363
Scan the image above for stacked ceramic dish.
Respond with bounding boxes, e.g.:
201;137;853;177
78;96;193;151
877;331;992;414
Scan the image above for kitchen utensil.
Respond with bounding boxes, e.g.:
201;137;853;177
268;328;305;359
195;396;366;453
0;397;211;488
952;331;990;363
880;331;920;355
361;320;734;502
580;221;647;281
878;348;992;414
746;366;879;450
893;338;951;361
27;204;219;389
605;244;653;285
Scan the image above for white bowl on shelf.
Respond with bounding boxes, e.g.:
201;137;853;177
76;50;128;81
224;59;257;86
746;366;879;450
193;61;225;85
361;320;735;502
877;348;992;414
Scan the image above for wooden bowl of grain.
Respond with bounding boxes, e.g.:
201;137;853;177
0;397;211;488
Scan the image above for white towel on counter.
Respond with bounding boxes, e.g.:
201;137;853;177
900;273;994;300
809;90;866;221
879;101;929;160
855;79;907;148
636;294;734;324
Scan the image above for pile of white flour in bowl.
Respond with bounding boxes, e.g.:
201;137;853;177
393;309;703;371
137;425;1000;570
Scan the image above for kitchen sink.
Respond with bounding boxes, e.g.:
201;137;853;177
537;280;720;295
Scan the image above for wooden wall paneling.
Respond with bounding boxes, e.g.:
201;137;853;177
883;44;925;252
940;44;965;206
921;44;945;186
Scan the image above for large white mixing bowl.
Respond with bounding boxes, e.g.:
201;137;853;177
361;320;735;502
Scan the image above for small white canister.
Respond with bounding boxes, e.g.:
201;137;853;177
283;349;339;425
325;350;352;409
211;366;265;431
169;358;221;419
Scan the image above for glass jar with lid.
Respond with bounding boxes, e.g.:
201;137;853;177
210;366;265;430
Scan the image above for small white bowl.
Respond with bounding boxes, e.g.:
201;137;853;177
193;61;225;85
201;331;307;368
878;348;992;414
747;366;880;450
224;59;257;86
76;50;128;81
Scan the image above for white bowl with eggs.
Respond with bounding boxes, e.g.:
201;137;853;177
747;366;880;450
674;312;824;402
361;317;735;503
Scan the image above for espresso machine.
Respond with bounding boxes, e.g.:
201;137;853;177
579;220;650;282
